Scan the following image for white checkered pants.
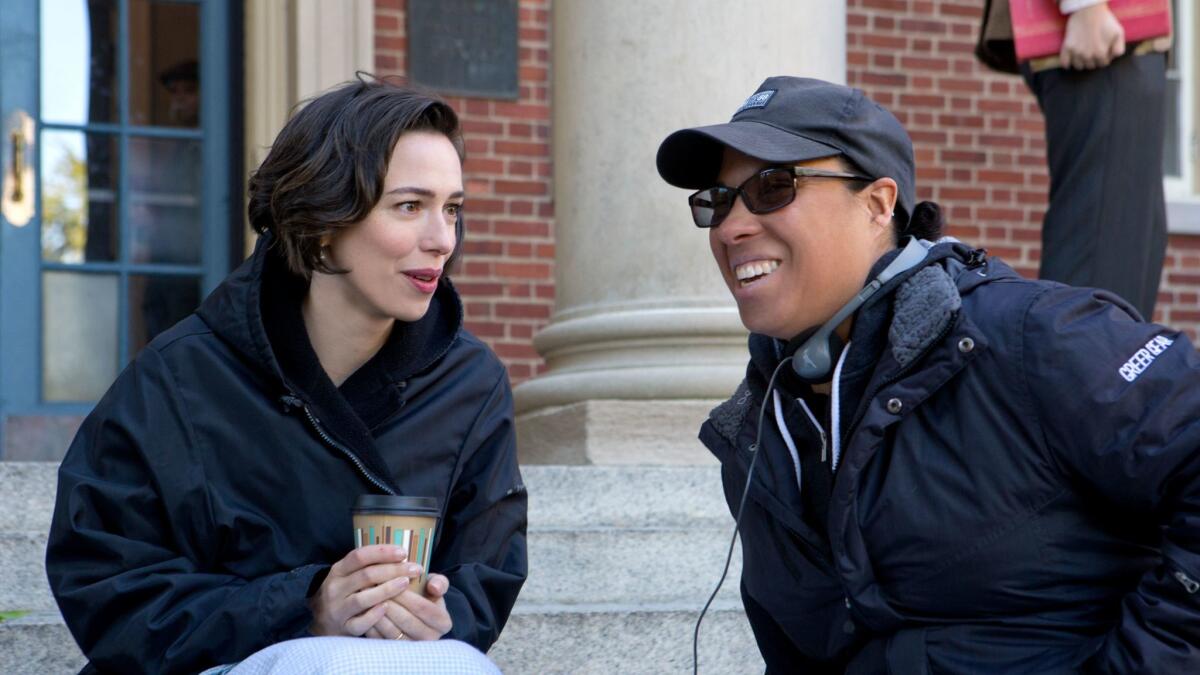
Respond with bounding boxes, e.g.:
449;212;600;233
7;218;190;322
199;637;502;675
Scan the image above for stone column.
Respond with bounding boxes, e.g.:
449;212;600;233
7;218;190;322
243;0;374;255
515;1;846;464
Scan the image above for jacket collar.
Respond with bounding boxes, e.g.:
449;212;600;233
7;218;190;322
196;231;464;494
748;239;973;392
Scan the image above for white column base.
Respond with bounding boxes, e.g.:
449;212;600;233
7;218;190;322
516;399;722;466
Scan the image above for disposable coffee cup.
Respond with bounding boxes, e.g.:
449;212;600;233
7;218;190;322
352;495;439;595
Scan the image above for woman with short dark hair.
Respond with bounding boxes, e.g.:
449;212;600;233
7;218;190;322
46;76;526;675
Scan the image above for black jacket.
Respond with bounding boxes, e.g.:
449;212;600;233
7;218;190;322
701;242;1200;674
46;235;527;675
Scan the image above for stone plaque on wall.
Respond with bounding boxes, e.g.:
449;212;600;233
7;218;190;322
407;0;519;99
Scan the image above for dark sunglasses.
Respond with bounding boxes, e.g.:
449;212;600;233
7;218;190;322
687;166;874;228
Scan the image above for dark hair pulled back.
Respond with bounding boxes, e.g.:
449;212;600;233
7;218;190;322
899;201;943;242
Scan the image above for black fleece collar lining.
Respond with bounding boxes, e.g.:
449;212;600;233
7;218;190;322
198;231;464;494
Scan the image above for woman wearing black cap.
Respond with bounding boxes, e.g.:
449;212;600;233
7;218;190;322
46;77;525;675
657;76;1200;673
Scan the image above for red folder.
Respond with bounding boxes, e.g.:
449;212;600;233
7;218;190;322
1008;0;1172;62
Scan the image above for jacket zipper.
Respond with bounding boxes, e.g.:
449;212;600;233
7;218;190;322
282;394;396;495
795;398;829;464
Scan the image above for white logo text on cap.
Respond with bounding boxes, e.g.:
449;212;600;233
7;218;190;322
736;90;776;115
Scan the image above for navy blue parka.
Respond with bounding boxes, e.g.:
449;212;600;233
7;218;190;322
702;241;1200;673
45;234;527;674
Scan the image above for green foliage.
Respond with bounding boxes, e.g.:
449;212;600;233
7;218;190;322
40;139;88;263
0;610;30;623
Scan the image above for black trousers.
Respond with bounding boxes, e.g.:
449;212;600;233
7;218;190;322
1022;52;1168;320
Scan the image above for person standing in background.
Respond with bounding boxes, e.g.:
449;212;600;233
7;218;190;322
977;0;1171;320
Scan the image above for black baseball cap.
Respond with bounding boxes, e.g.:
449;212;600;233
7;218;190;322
656;76;916;222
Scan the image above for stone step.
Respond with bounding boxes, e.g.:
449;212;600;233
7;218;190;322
0;462;58;532
492;602;762;675
0;533;56;611
0;462;733;532
524;526;742;606
0;611;86;675
523;465;731;529
4;526;745;613
0;603;762;675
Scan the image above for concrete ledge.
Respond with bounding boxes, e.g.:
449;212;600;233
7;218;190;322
516;400;721;465
492;603;762;675
0;462;58;532
0;610;85;675
525;465;729;528
0;533;56;611
523;527;742;606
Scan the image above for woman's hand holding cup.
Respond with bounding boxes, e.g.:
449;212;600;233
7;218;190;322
308;544;413;637
365;572;454;641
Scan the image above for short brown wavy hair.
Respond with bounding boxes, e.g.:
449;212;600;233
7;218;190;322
247;74;466;277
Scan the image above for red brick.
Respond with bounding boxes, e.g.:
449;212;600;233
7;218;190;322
978;99;1025;114
506;282;532;297
519;66;547;81
978;207;1025;222
463;120;504;135
494;219;549;237
1168;273;1200;286
495;141;549;157
494;262;551;280
495;180;546;196
978;170;1025;184
861;0;910;10
464;321;506;337
938;187;988;201
506;363;532;381
507;160;534;176
900;19;946;34
902;56;950;72
464;240;504;255
941;150;985;164
861;72;908;88
519;27;548;42
508;201;535;216
862;34;908;50
465;157;505;174
900;93;946;109
979;134;1024;149
941;2;984;17
496;303;552;319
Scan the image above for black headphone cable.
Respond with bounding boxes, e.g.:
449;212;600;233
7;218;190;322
693;356;794;675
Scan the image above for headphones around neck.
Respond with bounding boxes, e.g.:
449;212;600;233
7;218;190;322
791;237;929;383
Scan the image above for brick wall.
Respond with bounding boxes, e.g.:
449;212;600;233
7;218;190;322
847;0;1200;338
374;0;554;383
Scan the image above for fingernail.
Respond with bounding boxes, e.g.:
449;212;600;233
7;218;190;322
405;564;423;575
391;546;407;558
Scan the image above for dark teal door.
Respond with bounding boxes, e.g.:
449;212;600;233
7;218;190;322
0;0;233;457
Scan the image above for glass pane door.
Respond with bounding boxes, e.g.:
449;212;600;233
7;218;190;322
1;0;230;426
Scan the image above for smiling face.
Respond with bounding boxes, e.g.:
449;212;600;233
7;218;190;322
709;149;896;339
318;130;464;323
